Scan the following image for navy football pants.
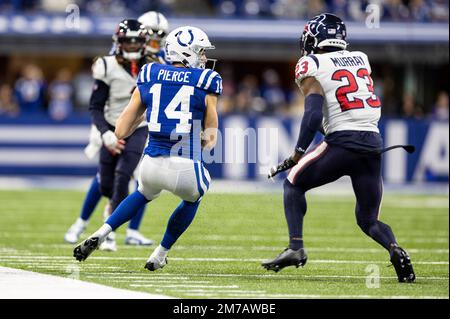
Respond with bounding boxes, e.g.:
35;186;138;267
286;141;396;250
99;126;148;212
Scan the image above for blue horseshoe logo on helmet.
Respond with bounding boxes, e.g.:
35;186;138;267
176;29;194;47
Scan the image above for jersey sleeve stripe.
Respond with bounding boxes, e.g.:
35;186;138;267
196;69;210;88
204;71;218;90
139;64;147;83
146;63;154;82
309;55;320;68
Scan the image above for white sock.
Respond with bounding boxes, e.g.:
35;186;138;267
75;218;88;228
155;245;169;257
126;229;139;237
92;224;112;240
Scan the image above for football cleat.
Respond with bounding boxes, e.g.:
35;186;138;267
262;248;308;272
99;232;117;252
64;220;86;244
73;237;101;262
125;229;154;246
144;246;168;271
390;246;415;283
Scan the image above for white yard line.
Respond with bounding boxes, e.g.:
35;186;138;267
28;244;450;254
88;272;450;281
130;284;239;289
0;255;447;265
0;266;172;299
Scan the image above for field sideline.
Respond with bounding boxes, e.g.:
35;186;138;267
0;190;448;299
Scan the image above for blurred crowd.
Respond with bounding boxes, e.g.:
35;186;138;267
0;63;448;121
0;0;448;22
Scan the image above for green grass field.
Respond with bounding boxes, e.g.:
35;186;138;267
0;189;448;299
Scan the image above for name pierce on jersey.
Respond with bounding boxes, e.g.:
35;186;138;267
157;69;191;83
330;56;366;68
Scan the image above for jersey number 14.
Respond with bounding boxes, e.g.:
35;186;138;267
332;68;381;112
148;84;194;134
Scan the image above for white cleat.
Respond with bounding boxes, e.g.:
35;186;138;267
144;245;168;271
125;229;154;246
99;231;117;252
64;219;87;244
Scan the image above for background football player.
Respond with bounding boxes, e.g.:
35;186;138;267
138;11;170;64
73;26;222;271
262;14;415;283
64;19;154;250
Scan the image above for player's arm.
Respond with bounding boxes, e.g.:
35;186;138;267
268;76;324;179
202;94;219;150
89;79;111;136
115;88;146;140
291;76;325;162
89;58;125;155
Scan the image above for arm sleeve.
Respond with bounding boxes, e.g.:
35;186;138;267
88;79;110;135
295;93;324;154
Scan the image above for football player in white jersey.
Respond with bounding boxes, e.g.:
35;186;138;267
262;14;415;283
64;19;155;250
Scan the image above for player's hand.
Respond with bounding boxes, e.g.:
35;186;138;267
267;151;303;179
102;130;125;155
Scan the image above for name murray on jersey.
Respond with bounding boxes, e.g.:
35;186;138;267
329;55;366;68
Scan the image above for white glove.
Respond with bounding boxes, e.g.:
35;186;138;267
102;130;124;155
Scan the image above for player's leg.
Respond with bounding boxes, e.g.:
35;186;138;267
96;146;119;251
125;180;153;246
145;158;209;271
64;174;102;244
100;127;148;251
262;142;349;272
73;155;161;262
350;154;415;282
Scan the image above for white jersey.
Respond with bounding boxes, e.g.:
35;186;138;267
295;50;381;135
91;56;146;129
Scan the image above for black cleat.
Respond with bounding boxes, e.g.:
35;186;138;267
390;246;415;283
262;248;308;272
73;237;101;262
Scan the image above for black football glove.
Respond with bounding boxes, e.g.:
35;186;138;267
268;157;297;179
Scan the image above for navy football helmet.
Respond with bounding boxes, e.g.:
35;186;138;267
112;19;148;61
299;13;348;56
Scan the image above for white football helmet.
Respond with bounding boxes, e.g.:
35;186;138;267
138;11;169;55
164;26;216;69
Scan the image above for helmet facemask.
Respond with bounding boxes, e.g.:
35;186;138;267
119;36;147;61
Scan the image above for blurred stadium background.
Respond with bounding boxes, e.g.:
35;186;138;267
0;0;448;190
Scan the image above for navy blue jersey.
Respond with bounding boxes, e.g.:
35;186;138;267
137;63;222;160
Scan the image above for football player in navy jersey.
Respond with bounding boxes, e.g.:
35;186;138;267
74;26;222;271
262;14;415;283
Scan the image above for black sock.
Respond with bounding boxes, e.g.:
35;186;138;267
283;180;306;250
